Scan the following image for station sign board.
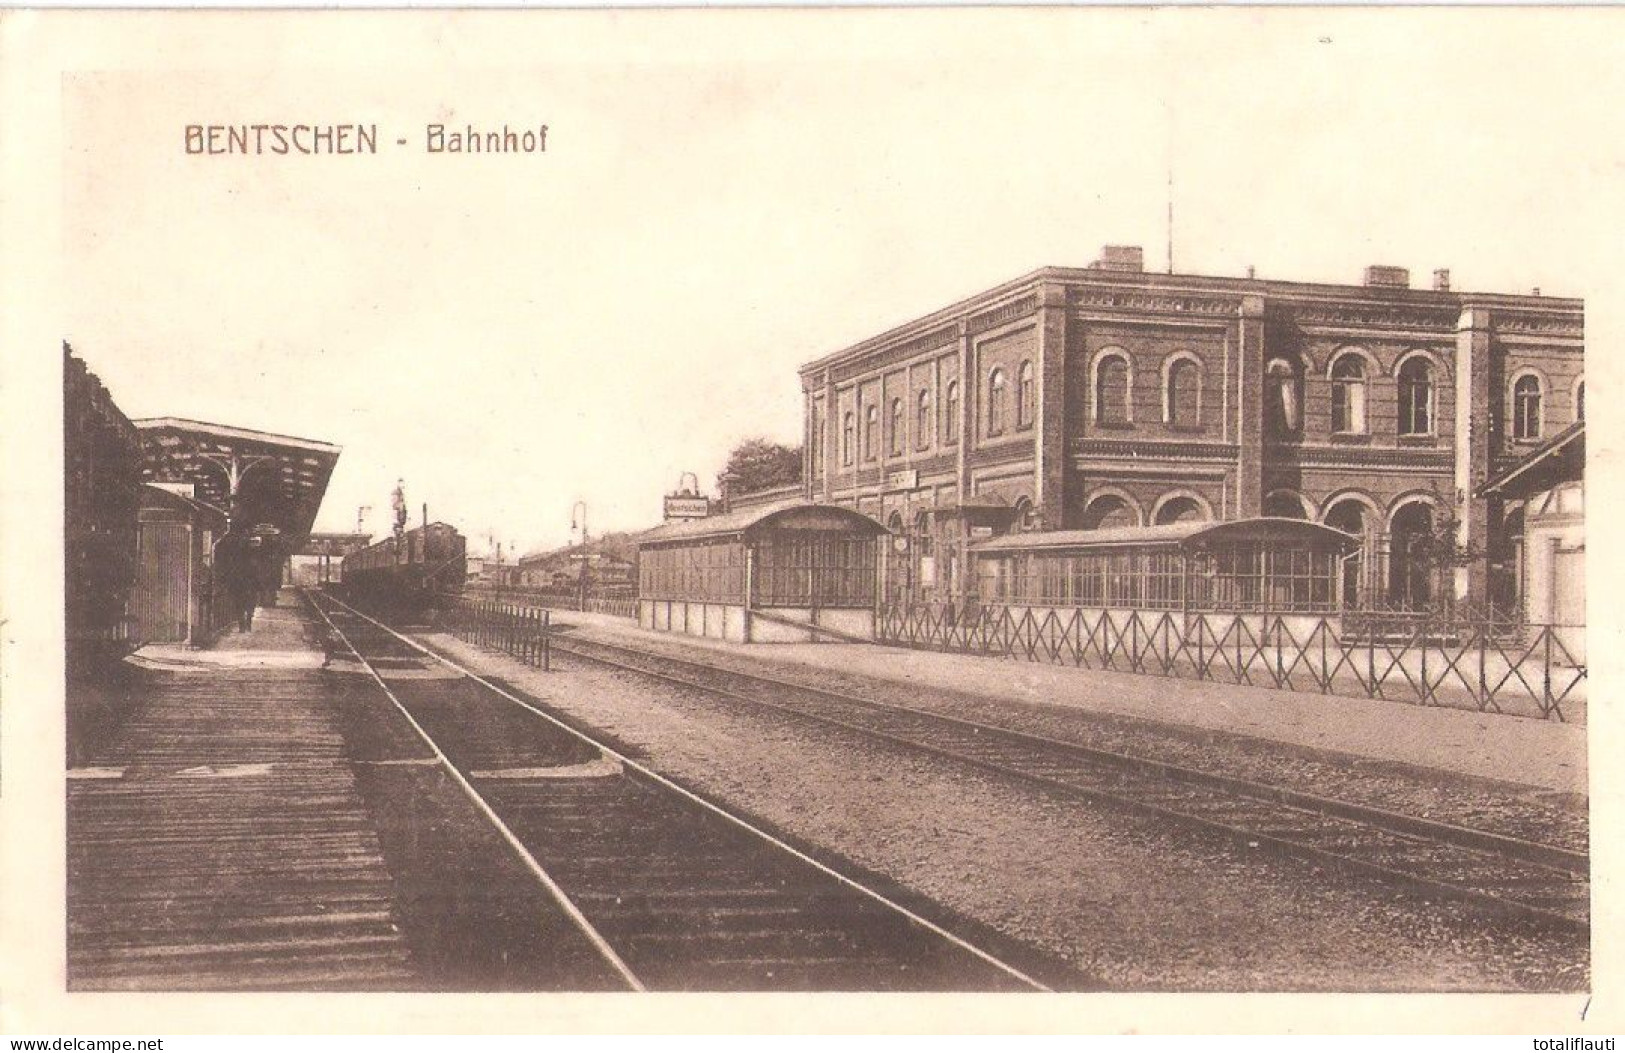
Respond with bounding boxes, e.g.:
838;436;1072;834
664;494;711;521
884;468;919;492
301;533;372;557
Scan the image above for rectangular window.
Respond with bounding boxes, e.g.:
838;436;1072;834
756;533;875;608
1332;382;1366;434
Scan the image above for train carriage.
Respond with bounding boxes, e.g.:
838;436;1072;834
339;521;467;617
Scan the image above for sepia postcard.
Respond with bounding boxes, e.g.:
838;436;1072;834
2;6;1623;1038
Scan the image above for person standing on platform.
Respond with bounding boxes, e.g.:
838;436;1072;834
255;533;282;609
217;528;258;632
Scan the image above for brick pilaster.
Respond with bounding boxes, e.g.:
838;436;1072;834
1233;295;1266;518
1035;283;1069;529
1455;306;1493;606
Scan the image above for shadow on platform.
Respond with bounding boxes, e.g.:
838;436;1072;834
128;589;324;671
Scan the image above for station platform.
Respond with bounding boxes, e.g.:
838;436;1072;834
128;596;326;671
551;609;1587;798
66;591;414;991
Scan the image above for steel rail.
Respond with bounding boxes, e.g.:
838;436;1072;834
313;591;1052;993
305;594;647;991
552;632;1586;873
541;633;1587;934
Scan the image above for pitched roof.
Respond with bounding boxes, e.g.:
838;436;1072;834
971;517;1358;554
1480;422;1585;497
638;500;885;545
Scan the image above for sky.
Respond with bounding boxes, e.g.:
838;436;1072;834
58;9;1624;558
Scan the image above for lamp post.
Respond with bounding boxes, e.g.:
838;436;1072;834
486;531;502;602
571;500;589;611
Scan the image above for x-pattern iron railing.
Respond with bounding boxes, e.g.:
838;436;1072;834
876;602;1585;722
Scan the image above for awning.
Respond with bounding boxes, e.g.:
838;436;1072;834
134;417;341;548
1480;422;1584;498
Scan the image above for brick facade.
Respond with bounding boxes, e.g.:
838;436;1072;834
799;252;1583;610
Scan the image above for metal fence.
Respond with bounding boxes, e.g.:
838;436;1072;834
876;602;1586;722
466;585;636;619
452;598;551;670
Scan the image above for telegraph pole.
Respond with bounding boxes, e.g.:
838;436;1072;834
571;500;590;611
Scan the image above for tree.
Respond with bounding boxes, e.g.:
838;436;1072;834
719;437;803;494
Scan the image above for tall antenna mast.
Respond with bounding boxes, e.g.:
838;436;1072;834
1166;160;1175;275
1164;106;1176;276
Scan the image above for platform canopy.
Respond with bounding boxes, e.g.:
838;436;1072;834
134;417;341;548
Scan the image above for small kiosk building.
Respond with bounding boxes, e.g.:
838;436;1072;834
638;500;886;643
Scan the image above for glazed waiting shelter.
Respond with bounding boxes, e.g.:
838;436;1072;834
637;500;886;643
969;517;1360;619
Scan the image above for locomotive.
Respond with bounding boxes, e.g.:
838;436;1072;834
339;521;467;618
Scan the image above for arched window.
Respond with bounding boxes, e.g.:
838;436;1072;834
1266;358;1301;435
1012;497;1037;532
1081;493;1136;530
1263;491;1308;520
1166;357;1200;426
914;511;933;558
987;368;1008;436
1397;357;1434;436
916;390;932;449
1331;354;1368;434
1324;498;1374;607
1513;374;1543;440
1496;504;1526;613
944;381;960;443
1154;496;1205;525
889;397;905;456
1016;361;1035;430
1388;502;1436;609
841;412;854;466
863;404;879;461
1094;353;1131;424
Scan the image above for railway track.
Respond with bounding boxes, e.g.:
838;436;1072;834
305;591;1056;992
536;630;1589;935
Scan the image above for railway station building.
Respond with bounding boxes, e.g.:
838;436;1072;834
796;247;1584;618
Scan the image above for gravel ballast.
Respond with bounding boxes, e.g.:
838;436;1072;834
556;621;1588;854
421;631;1587;992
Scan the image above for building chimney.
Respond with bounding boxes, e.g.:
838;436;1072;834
1091;245;1144;273
1433;268;1451;291
1246;265;1256;280
1363;265;1410;289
